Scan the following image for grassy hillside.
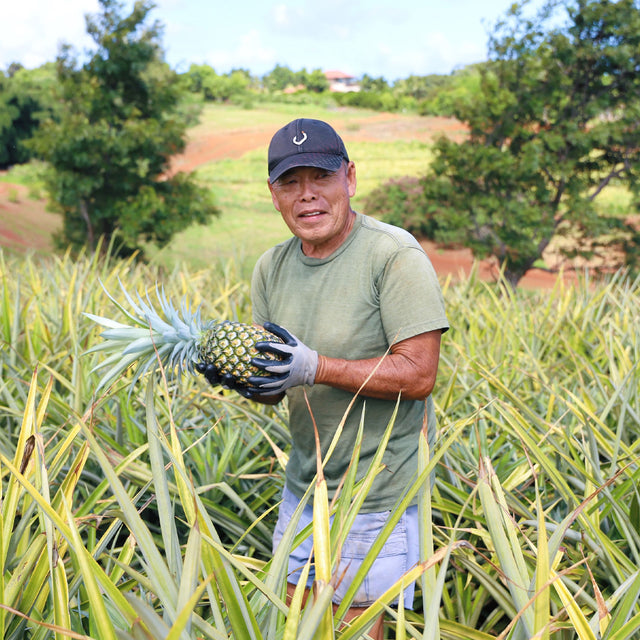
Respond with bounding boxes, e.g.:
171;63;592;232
149;138;434;275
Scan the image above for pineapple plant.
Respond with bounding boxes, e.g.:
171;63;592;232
85;281;282;391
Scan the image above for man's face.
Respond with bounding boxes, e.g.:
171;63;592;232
268;161;357;259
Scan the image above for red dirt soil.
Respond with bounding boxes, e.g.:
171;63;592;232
0;183;61;252
0;111;581;288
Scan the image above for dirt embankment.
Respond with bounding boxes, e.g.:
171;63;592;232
0;183;60;252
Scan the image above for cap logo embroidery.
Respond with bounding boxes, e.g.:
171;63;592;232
292;131;307;145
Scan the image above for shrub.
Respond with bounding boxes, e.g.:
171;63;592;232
333;90;400;112
363;175;440;239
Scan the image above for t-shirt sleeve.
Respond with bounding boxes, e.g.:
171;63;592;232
250;252;271;326
378;246;449;345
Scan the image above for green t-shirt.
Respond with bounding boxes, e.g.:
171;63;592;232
251;212;449;512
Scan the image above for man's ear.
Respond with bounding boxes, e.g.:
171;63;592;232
347;161;357;198
268;179;282;212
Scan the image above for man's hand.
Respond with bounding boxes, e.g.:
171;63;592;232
249;322;318;395
195;362;259;399
195;361;224;386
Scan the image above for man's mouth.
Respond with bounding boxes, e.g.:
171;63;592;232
299;211;324;218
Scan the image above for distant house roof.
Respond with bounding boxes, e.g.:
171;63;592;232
324;70;355;80
324;70;360;92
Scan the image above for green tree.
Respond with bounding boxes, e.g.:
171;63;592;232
28;0;217;257
393;74;448;101
301;68;330;93
418;65;484;116
420;0;640;287
0;63;58;168
360;74;389;92
182;63;214;94
183;64;252;102
263;64;298;91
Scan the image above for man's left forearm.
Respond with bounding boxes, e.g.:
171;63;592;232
314;330;442;401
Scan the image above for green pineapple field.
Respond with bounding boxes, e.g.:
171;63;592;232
1;104;639;639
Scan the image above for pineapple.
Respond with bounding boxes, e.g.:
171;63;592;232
85;281;282;391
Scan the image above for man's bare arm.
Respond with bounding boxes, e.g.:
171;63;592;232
314;330;442;400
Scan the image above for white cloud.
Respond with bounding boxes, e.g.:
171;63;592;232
205;29;277;74
272;4;294;27
0;0;101;69
269;1;355;40
371;29;487;79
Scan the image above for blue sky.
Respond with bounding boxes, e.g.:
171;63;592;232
1;1;545;81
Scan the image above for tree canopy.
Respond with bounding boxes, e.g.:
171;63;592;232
28;0;218;257
417;0;640;286
182;64;254;102
0;64;58;168
260;64;329;93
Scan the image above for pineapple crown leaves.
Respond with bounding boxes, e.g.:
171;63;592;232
84;279;214;392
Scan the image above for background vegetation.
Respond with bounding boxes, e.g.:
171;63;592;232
2;101;438;278
24;0;219;259
414;0;640;287
3;0;639;287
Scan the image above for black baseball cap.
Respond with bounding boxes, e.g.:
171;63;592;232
268;118;349;183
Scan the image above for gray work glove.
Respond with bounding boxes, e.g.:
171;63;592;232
195;362;260;399
248;322;318;395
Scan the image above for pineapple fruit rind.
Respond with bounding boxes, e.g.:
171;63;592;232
85;280;282;392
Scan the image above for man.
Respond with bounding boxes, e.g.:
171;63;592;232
200;118;449;639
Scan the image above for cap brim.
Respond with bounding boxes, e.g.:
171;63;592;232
269;153;344;183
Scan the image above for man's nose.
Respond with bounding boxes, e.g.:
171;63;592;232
299;177;318;200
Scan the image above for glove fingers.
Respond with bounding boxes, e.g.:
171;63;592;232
252;357;291;372
220;373;238;389
263;321;295;344
235;384;262;399
254;341;294;358
197;362;221;385
196;361;267;398
247;373;289;389
253;387;285;396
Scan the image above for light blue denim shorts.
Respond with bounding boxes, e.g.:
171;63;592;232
272;486;419;609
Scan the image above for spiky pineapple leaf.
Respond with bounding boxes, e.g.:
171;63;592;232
84;280;208;392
